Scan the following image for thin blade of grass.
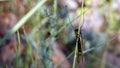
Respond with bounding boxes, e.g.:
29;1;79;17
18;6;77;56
72;0;85;67
0;0;47;45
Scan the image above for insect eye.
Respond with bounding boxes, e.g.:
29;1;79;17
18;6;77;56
75;29;78;32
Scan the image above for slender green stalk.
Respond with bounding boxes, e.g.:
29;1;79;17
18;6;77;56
22;27;35;68
72;41;78;68
14;31;21;67
17;31;21;51
53;0;57;13
72;0;84;68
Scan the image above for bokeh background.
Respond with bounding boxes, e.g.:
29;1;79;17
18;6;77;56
0;0;120;68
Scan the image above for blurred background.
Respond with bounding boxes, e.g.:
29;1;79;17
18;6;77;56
0;0;120;68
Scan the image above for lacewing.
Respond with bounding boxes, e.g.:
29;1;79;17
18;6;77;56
64;5;85;64
74;27;84;64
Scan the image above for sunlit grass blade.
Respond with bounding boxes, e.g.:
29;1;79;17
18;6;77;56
0;0;47;45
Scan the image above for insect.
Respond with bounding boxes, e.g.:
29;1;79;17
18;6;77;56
74;27;84;64
65;7;84;64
